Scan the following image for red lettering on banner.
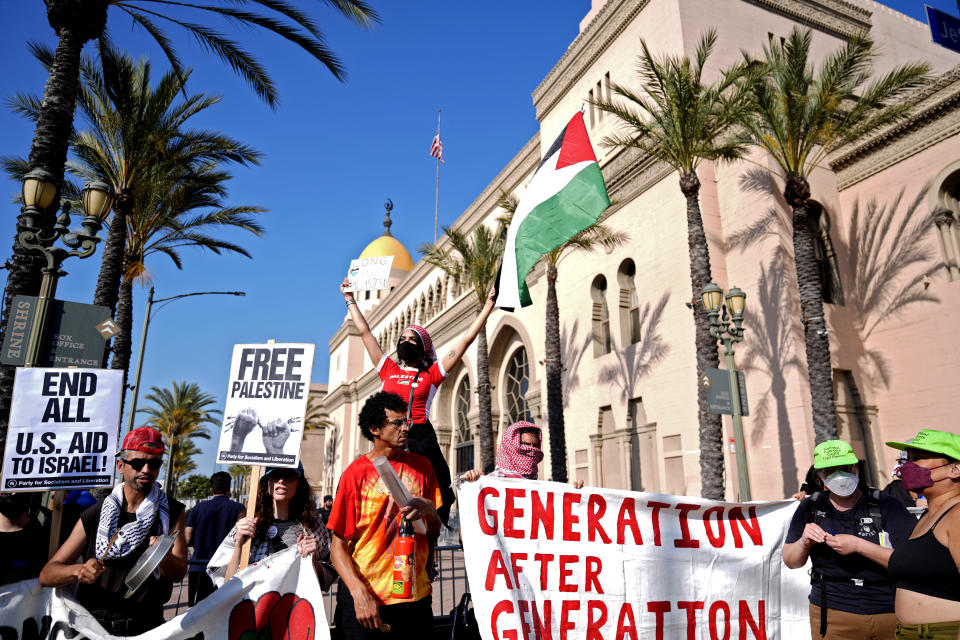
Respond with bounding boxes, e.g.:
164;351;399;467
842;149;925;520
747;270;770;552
616;603;639;640
560;601;580;640
510;552;527;587
587;494;612;543
587;600;607;640
585;556;603;593
616;498;643;545
738;600;766;639
518;600;533;640
479;487;500;534
678;601;705;640
492;600;515;640
531;491;554;539
674;504;701;549
708;601;730;640
648;501;670;546
562;493;581;541
534;553;554;590
647;601;671;640
728;507;762;547
559;555;578;592
531;600;553;640
486;550;514;590
504;488;526;538
703;506;726;547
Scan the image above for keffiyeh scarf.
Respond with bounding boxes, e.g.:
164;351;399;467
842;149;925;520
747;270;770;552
95;482;169;560
495;421;544;480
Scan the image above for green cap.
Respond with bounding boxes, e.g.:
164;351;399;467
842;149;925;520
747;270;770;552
886;429;960;461
813;440;859;469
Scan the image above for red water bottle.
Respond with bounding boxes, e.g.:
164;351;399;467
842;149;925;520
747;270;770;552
392;516;415;599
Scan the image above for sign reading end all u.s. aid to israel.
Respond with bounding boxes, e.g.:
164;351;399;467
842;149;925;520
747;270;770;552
215;343;315;467
0;367;123;491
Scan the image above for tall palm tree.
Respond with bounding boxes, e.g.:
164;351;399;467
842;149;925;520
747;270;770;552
593;31;748;499
0;0;378;445
737;28;930;443
304;394;336;432
139;380;220;499
228;463;252;502
420;224;505;473
498;193;627;482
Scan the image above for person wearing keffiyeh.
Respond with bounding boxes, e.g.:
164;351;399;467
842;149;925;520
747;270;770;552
39;426;187;636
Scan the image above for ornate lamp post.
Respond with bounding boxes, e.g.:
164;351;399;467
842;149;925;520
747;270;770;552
700;283;751;501
18;170;112;366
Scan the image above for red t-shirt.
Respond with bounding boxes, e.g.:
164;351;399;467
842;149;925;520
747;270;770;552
378;356;446;423
327;451;441;605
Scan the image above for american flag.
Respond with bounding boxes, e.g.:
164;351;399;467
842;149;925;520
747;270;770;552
430;134;444;164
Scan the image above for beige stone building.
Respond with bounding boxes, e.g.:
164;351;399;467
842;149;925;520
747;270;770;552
305;0;960;503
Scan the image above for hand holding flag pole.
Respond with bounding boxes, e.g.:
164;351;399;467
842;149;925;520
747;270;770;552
430;109;444;244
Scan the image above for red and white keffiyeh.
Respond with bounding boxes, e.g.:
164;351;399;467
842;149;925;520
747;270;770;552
494;421;544;480
404;324;437;369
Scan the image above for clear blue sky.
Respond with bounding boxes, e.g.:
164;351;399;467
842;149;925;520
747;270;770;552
0;0;955;478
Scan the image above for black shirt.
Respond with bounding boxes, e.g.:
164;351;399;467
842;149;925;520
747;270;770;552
185;495;245;571
0;520;49;586
786;492;916;614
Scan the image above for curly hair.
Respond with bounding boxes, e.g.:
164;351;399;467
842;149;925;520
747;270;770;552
358;391;408;442
253;470;317;540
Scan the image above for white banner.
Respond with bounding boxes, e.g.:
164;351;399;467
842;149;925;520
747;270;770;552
216;343;315;467
0;547;329;640
1;368;123;491
344;256;394;292
459;477;811;640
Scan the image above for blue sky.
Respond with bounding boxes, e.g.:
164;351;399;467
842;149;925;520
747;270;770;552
0;0;955;478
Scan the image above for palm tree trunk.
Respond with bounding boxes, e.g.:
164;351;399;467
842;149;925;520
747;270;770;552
94;192;131;314
111;270;134;417
544;262;568;482
476;321;495;473
680;171;725;500
786;177;838;443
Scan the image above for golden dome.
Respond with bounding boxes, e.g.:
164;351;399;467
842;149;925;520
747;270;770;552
359;235;415;271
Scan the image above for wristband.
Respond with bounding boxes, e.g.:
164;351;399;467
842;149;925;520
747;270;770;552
346;299;357;306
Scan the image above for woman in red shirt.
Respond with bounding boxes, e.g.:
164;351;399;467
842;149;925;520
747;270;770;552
340;278;496;524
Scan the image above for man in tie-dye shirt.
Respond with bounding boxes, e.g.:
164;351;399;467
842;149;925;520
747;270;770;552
328;391;442;638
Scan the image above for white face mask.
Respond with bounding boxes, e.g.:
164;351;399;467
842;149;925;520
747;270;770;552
824;470;859;497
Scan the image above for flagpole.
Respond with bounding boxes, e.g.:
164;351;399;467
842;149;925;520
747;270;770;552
434;109;441;244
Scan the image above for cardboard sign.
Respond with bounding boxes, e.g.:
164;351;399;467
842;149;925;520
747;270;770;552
1;368;123;491
216;343;315;467
344;256;394;292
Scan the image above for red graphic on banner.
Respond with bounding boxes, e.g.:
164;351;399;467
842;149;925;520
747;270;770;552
229;591;316;640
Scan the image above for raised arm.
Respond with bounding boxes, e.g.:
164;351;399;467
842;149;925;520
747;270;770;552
341;278;384;365
441;289;496;373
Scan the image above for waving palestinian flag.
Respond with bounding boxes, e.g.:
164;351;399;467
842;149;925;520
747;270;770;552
496;111;610;309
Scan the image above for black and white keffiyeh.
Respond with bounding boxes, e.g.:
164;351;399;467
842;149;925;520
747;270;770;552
95;482;170;560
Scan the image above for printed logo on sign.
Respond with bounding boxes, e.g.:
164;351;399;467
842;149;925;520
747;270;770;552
96;318;120;339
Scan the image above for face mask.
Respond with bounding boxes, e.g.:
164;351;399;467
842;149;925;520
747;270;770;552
899;461;951;491
823;471;859;497
397;341;422;365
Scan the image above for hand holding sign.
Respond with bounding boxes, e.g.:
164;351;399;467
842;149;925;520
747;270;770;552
342;257;394;292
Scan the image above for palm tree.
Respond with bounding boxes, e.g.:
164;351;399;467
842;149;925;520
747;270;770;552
592;31;748;499
228;463;252;503
304;394;335;432
420;224;505;472
139;381;220;499
737;28;930;443
498;193;627;482
0;0;378;444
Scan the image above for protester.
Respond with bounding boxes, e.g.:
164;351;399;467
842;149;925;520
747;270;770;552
791;464;824;500
340;277;496;524
327;391;442;638
0;491;49;586
210;463;333;587
38;427;187;636
460;420;584;488
782;439;916;640
885;429;960;638
882;448;928;512
319;494;333;524
185;471;245;605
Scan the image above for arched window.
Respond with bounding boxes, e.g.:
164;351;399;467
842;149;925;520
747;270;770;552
455;377;474;473
617;259;640;345
427;287;434;320
436;279;444;311
591;275;611;357
934;168;960;280
504;347;531;423
418;294;426;324
808;203;844;305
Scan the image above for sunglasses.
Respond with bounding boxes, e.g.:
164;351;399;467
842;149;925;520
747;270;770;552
121;458;162;471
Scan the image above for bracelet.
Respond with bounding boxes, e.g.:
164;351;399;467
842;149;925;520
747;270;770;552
346;299;357;306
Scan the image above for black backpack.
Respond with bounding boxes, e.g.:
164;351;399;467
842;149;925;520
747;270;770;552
449;593;481;640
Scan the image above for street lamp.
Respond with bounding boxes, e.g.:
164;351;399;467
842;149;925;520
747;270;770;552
18;171;113;366
700;283;751;501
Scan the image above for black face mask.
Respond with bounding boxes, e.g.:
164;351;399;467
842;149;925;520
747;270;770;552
0;494;30;519
397;341;423;365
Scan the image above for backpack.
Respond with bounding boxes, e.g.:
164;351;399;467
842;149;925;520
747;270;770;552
805;488;885;538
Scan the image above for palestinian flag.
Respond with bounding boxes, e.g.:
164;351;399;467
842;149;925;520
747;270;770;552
496;111;610;309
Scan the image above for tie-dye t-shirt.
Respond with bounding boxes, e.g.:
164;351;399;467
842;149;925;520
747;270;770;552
327;451;440;605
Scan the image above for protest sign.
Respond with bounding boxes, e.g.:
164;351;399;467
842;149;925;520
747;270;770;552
1;368;122;491
459;477;811;640
0;547;329;640
216;343;315;467
344;256;394;292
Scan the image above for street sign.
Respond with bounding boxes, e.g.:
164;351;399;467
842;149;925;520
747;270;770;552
703;367;750;416
0;296;113;367
927;5;960;54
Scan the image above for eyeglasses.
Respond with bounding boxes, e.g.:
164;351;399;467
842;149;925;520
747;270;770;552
121;458;162;471
384;418;406;428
